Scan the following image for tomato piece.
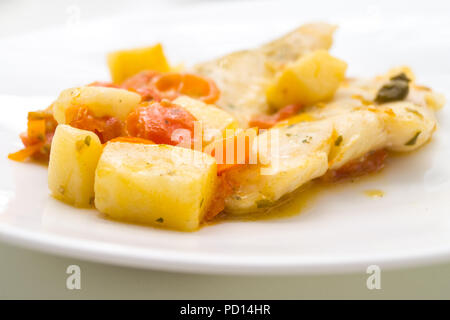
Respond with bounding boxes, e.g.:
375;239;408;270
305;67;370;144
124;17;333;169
150;73;220;104
108;136;154;144
203;175;234;221
120;70;161;100
323;149;387;182
66;106;124;143
126;100;197;146
249;104;303;129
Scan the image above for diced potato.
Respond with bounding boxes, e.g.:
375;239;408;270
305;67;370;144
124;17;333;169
377;101;437;152
94;143;217;231
53;86;141;124
224;120;333;214
172;96;240;146
327;111;387;170
107;43;170;84
266;50;347;109
48;125;103;207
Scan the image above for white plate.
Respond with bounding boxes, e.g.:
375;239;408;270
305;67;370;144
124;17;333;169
0;1;449;274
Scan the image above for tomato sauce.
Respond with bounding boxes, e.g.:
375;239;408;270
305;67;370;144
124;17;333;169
66;106;124;143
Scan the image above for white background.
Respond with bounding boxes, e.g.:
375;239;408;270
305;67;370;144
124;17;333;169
0;0;449;299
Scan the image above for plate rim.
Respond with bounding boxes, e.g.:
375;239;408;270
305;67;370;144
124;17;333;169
1;222;450;274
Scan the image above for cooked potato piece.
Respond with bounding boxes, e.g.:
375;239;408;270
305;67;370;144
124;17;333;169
172;96;239;146
48;125;103;207
53;86;141;124
266;50;347;109
377;101;437;152
107;43;170;84
94;143;217;231
224;120;333;214
327;111;387;170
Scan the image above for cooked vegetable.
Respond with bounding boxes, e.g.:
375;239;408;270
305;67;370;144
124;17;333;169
405;131;421;146
48;125;103;207
120;70;160;100
249;104;303;129
375;79;409;104
66;106;124;143
8;142;45;162
273;113;316;128
173;96;239;146
126;100;197;146
323;149;387;182
108;136;154;144
8;107;57;161
107;43;170;84
149;73;220;104
53;86;141;124
94;142;217;231
266;50;347;109
8;23;445;232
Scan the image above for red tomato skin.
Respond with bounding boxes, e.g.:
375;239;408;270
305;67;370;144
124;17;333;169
126;101;196;146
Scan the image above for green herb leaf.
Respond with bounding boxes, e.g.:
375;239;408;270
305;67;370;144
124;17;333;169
405;131;421;146
334;135;343;146
375;80;409;104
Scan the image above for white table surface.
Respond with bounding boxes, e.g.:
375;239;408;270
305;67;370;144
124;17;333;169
1;0;449;299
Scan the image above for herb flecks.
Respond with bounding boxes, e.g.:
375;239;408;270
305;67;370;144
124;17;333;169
84;135;91;146
156;217;164;223
256;199;272;209
302;135;312;144
405;131;421;146
334;135;343;146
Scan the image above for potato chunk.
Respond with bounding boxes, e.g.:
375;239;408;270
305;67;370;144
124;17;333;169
266;50;347;109
172;96;239;146
48;125;103;207
224;120;333;214
94;143;217;231
53;86;141;124
107;43;170;84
